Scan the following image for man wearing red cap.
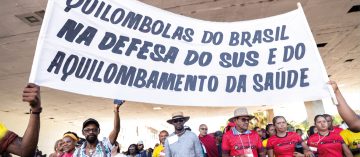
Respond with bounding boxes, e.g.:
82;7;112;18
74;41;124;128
222;107;265;157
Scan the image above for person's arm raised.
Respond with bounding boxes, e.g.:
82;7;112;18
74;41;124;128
329;81;360;132
7;83;42;157
108;100;123;145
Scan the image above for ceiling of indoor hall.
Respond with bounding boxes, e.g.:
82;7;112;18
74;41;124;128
0;0;359;129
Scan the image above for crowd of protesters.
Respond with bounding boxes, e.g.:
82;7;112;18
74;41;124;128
0;81;360;157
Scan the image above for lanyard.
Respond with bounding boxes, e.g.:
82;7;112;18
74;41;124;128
239;134;251;149
316;132;329;145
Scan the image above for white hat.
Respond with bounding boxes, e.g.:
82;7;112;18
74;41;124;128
228;107;255;122
166;112;190;124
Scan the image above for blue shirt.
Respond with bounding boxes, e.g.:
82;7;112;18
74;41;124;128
165;130;203;157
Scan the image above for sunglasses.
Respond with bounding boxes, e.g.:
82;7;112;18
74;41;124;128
238;117;250;122
200;128;208;130
172;119;184;123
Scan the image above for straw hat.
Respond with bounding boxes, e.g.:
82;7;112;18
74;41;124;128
228;107;255;122
166;112;190;124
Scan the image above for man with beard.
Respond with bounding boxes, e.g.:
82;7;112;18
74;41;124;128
222;107;265;157
73;101;123;157
137;141;147;157
62;131;79;157
164;112;202;157
152;130;169;157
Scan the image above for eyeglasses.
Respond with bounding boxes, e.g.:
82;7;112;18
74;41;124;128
172;119;184;123
238;118;250;122
83;128;99;133
200;128;208;130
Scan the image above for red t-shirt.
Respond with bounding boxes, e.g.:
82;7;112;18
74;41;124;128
222;129;263;157
307;132;344;157
266;132;302;157
61;152;73;157
199;134;218;157
330;126;343;134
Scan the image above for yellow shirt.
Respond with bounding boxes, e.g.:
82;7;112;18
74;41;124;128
262;138;268;148
152;144;165;157
340;129;360;157
0;122;8;141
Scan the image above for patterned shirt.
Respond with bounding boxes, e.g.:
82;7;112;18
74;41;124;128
73;137;113;157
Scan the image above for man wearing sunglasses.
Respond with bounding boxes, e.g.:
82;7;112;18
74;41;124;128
222;107;265;157
73;101;123;157
164;112;202;157
198;124;218;157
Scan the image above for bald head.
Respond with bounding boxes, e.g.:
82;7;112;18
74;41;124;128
199;124;208;136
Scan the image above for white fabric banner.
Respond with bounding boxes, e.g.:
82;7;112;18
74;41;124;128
30;0;332;106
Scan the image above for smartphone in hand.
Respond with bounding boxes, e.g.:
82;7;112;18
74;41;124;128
113;99;125;105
